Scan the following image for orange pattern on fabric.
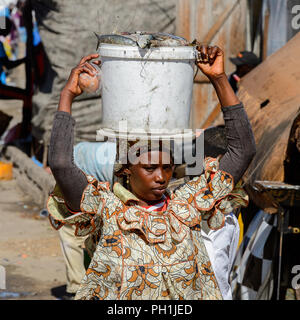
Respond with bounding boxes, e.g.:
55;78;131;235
47;157;248;300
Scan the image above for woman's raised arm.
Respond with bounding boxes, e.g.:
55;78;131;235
48;54;100;211
196;45;256;184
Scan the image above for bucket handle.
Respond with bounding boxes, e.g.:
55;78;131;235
192;47;200;80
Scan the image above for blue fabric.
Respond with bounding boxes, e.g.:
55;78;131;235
33;24;41;46
0;42;6;84
19;27;26;43
0;42;6;58
31;156;43;168
0;7;10;18
73;141;116;184
0;70;6;84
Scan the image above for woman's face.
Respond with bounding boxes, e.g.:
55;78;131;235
124;150;174;202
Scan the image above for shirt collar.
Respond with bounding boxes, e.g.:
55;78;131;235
112;182;171;206
113;182;140;205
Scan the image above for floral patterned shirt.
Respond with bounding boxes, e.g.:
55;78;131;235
47;157;248;300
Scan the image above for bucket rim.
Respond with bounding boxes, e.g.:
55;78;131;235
98;43;197;61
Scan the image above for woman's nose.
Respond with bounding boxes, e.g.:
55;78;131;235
154;168;165;183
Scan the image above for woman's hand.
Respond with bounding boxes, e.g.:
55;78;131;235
196;44;225;80
58;53;100;113
195;43;239;107
62;53;100;99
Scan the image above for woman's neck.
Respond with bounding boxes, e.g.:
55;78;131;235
127;184;166;207
137;196;166;207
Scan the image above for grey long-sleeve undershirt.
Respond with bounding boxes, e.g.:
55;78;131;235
48;103;256;212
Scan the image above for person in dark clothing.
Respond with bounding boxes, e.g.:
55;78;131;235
228;51;260;93
0;16;27;100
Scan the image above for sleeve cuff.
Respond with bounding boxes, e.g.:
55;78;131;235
221;102;243;113
54;110;76;126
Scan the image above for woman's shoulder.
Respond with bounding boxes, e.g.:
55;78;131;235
171;157;227;193
170;157;248;230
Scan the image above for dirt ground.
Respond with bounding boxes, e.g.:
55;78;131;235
0;178;66;300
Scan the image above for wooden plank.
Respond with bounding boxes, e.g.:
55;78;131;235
183;0;247;129
176;0;191;40
194;73;210;84
22;0;33;141
202;103;221;128
202;0;240;44
192;0;245;125
192;84;212;129
240;32;300;185
262;8;270;61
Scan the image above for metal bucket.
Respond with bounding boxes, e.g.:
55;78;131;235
97;43;196;140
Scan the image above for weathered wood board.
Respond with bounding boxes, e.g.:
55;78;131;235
176;0;247;129
239;32;300;185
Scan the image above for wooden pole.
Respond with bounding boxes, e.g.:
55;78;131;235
21;0;33;142
24;0;33;94
192;0;242;128
176;0;191;40
201;0;240;44
262;7;269;60
201;102;221;129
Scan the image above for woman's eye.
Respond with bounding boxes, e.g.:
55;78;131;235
144;166;155;172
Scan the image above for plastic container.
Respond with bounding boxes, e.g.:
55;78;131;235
0;161;13;180
97;44;196;140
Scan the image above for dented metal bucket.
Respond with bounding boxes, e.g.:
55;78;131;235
97;42;196;140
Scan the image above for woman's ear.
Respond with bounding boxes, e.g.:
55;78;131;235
123;168;131;176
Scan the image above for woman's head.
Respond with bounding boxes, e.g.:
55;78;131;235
115;139;175;202
124;149;174;202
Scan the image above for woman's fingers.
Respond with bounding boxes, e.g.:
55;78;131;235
92;60;101;65
82;61;98;75
79;53;99;65
207;46;218;64
81;66;96;77
73;65;95;78
207;46;213;58
196;44;211;64
77;54;101;77
211;46;222;58
200;45;208;63
196;44;222;65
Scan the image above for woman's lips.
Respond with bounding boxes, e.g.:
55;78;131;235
152;187;166;195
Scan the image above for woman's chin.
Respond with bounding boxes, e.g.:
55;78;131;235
135;190;166;204
150;188;167;199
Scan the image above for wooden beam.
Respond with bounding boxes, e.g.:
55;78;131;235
21;0;33;140
202;102;221;128
262;8;270;60
201;0;241;43
193;0;241;123
194;72;211;83
176;0;191;40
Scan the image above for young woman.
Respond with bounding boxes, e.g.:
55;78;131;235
47;44;256;300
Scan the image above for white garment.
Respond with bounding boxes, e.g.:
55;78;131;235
201;213;240;300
